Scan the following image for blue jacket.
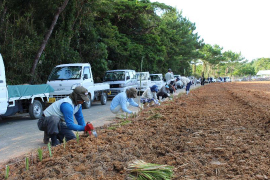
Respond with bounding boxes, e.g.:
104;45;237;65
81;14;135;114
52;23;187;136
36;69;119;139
110;92;139;114
60;103;86;131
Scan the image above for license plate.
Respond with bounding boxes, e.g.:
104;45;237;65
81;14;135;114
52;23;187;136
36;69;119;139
48;97;56;103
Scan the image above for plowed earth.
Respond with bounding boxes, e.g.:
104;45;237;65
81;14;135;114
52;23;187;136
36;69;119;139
1;82;270;180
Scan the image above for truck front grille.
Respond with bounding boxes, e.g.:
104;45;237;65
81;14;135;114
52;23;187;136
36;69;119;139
52;95;69;101
110;84;120;88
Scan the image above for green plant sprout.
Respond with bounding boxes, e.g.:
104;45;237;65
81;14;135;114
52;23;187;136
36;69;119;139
25;157;29;170
63;137;66;149
5;165;9;179
48;142;52;157
127;160;174;180
76;131;79;143
38;148;43;162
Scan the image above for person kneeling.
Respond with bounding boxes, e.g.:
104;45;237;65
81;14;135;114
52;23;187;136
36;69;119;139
140;85;160;108
37;86;95;146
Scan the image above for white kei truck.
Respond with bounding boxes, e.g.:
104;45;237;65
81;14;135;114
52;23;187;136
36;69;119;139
46;63;110;108
103;69;137;97
0;53;54;119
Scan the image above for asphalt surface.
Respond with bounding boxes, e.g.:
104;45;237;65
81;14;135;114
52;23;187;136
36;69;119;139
0;84;200;164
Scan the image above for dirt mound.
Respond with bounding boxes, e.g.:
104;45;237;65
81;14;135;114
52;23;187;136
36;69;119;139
1;82;270;179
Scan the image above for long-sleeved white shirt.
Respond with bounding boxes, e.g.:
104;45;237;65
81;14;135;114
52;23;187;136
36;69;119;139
142;88;157;100
165;72;174;84
180;77;191;86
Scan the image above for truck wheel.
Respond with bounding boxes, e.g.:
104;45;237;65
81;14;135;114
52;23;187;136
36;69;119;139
29;100;43;119
83;95;91;109
101;93;107;105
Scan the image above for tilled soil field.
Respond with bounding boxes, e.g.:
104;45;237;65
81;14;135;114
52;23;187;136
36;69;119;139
1;82;270;179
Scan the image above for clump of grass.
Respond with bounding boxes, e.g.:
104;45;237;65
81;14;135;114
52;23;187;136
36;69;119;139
25;157;29;170
38;148;43;161
127;160;174;180
48;142;52;157
120;120;132;126
5;165;9;179
108;126;117;130
146;113;163;120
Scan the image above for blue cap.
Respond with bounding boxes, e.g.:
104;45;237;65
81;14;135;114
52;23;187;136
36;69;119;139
165;85;169;88
151;85;158;92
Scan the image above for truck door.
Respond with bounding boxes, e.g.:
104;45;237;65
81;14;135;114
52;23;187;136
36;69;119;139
82;66;93;88
0;54;8;114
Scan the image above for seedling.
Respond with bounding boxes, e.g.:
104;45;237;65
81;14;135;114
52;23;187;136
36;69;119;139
38;148;43;161
25;157;29;170
127;160;174;180
76;131;79;143
48;142;52;157
63;137;66;149
5;165;9;179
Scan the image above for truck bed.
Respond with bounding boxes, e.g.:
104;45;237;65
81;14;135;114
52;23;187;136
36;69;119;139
8;84;54;100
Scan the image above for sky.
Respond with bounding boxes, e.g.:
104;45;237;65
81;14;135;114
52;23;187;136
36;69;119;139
150;0;270;61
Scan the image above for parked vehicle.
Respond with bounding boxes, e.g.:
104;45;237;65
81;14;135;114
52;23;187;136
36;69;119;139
103;69;137;97
47;63;110;109
150;74;165;90
0;53;54;119
135;72;151;94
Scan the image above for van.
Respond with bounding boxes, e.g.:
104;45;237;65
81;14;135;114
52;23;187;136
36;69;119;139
103;69;137;97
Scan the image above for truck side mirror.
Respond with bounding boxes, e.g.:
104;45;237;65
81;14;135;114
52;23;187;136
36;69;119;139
83;74;89;79
127;76;130;80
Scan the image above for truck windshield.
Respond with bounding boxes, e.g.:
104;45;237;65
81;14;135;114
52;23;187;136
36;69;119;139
104;71;125;81
136;73;148;80
150;75;161;81
48;66;82;81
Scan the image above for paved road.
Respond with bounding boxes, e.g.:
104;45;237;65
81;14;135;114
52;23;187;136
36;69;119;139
0;85;200;164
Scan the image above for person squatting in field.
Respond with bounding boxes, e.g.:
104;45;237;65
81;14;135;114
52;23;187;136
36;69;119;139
110;87;140;118
37;86;95;146
140;85;160;108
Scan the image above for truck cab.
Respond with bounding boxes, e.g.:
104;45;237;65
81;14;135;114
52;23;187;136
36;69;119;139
150;74;165;90
103;69;137;97
0;53;8;115
135;72;151;94
47;63;110;109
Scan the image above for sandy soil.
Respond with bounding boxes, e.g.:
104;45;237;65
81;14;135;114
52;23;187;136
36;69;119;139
1;82;270;179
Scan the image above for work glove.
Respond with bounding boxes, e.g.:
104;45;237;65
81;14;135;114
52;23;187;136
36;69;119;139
84;122;94;135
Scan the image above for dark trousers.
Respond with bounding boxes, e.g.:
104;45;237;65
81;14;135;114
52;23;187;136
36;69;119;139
58;122;76;142
51;122;76;145
157;92;169;99
186;82;191;91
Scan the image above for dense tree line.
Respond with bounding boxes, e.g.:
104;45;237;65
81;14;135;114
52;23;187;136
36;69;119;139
0;0;267;85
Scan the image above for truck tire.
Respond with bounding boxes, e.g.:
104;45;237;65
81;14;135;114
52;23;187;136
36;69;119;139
29;100;43;119
83;95;91;109
101;93;107;105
